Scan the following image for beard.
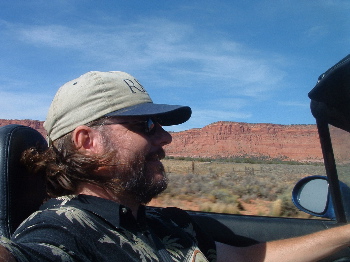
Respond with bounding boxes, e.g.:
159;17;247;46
103;148;168;205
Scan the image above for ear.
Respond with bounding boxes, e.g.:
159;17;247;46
72;126;102;155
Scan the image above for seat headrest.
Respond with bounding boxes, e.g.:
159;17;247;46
0;124;47;237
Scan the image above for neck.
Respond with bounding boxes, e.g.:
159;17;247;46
76;182;140;218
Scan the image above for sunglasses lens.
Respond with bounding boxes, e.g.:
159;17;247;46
147;119;156;134
96;118;158;136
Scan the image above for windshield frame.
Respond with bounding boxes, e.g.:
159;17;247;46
316;117;347;223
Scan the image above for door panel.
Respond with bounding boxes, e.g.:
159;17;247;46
190;211;350;261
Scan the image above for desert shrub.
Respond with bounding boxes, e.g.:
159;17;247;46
209;189;239;204
164;155;319;166
270;199;283;217
199;202;240;214
156;160;326;217
274;189;300;217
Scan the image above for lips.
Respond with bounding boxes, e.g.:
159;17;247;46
144;148;166;178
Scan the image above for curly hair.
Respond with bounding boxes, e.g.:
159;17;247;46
21;121;115;198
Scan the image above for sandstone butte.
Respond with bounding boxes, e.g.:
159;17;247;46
0;119;323;163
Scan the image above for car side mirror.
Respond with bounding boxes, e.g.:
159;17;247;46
292;176;335;219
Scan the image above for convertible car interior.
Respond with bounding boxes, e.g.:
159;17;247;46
0;54;350;262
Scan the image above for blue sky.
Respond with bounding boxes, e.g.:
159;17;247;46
0;1;349;131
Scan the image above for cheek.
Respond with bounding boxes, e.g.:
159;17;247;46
110;135;150;161
99;126;151;159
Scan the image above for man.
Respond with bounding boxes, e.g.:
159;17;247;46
0;71;350;261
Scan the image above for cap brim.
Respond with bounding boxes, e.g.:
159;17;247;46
104;102;192;126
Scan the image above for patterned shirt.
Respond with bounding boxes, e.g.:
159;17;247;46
0;195;217;262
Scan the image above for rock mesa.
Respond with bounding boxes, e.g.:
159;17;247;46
0;120;323;162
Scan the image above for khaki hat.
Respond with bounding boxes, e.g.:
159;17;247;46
44;71;191;142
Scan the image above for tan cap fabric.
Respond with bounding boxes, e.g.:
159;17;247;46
44;71;191;142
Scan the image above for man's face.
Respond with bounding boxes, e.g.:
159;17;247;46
95;117;173;204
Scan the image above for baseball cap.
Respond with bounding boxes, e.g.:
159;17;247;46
44;71;192;142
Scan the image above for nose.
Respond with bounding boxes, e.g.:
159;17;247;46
152;124;172;146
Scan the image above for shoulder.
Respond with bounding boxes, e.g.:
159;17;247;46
15;195;100;235
147;207;198;242
147;207;192;227
147;207;217;262
10;196;103;261
160;207;193;227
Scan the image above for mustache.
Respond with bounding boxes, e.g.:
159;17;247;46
102;148;166;167
145;148;166;161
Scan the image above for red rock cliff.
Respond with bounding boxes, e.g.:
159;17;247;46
0;119;46;137
164;121;322;162
0;120;323;162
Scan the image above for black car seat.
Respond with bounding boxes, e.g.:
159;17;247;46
0;124;47;238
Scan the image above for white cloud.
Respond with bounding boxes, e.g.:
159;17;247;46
194;108;252;122
9;18;286;99
278;101;309;108
0;16;288;125
0;91;49;120
305;26;329;40
18;25;81;48
165;106;252;132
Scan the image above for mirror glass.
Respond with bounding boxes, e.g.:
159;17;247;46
298;179;328;213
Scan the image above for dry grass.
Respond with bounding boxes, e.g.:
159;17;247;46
148;159;325;218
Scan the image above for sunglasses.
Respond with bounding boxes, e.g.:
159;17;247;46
90;117;158;136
